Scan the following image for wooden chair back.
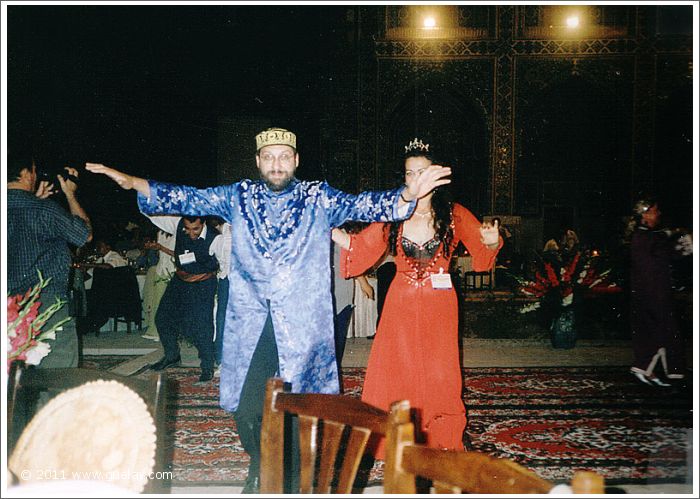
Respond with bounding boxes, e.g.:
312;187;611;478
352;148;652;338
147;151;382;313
260;377;411;494
383;402;605;494
6;362;169;493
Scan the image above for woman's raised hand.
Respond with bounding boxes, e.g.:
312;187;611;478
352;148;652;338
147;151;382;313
480;218;500;248
404;164;451;202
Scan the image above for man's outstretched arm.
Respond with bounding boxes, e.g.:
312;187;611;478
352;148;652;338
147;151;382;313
85;163;151;197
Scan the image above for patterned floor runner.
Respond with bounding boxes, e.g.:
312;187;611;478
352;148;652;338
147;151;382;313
460;366;692;485
81;354;140;371
81;359;694;486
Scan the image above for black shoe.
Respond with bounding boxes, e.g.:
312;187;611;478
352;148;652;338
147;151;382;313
197;368;214;383
242;474;260;494
149;355;181;371
367;334;376;340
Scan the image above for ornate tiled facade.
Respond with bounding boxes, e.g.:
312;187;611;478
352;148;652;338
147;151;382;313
319;5;691;251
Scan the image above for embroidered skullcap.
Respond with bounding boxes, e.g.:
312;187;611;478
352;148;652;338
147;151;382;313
255;127;297;151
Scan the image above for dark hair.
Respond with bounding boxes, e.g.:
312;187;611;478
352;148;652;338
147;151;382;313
623;192;659;241
632;193;658;221
183;215;204;224
339;221;370;235
7;145;35;182
208;216;226;227
387;147;454;256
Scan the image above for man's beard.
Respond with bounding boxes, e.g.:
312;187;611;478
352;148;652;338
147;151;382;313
261;171;293;192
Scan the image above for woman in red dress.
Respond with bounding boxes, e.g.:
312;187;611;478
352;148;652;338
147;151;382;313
332;139;501;457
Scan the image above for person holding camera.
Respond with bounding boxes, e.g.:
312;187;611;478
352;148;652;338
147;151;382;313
7;147;93;368
628;194;692;386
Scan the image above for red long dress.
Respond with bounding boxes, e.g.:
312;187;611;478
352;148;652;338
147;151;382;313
341;203;500;458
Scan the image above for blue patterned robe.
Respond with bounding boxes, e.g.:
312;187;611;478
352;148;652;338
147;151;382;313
138;178;414;411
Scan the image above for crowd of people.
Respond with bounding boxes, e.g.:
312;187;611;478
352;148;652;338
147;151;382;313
7;126;692;493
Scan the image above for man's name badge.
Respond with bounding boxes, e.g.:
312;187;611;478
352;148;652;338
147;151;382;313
430;268;452;289
179;251;196;265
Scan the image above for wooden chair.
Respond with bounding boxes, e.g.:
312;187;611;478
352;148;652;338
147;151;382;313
6;362;169;493
383;400;605;494
260;377;410;494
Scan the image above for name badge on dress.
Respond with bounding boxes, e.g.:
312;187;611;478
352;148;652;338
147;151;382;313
430;268;452;289
179;251;196;265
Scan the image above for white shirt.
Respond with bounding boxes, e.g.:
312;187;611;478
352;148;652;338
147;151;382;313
210;222;232;280
154;229;176;277
147;215;222;273
101;250;128;268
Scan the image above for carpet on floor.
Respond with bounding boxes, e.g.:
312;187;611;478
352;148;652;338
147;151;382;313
80;354;140;371
80;359;693;487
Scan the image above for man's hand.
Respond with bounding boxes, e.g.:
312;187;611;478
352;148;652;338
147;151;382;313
402;164;451;202
331;228;351;250
57;167;80;198
34;180;56;199
85;163;135;190
143;240;160;251
86;163;151;196
480;218;500;249
675;233;693;256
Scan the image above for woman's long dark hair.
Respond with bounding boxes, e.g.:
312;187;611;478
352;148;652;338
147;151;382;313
387;149;454;256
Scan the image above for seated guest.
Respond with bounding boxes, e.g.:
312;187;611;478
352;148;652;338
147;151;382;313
542;238;561;267
76;238;130;334
79;239;129;269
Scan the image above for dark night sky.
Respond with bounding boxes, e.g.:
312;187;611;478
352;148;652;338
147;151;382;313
8;4;343;223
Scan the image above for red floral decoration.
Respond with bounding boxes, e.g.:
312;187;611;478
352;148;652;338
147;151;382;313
7;273;69;372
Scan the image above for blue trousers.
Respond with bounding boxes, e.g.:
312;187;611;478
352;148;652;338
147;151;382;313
155;276;217;371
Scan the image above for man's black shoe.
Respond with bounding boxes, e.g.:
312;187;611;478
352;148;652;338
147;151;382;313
149;355;181;371
241;474;260;494
197;368;214;383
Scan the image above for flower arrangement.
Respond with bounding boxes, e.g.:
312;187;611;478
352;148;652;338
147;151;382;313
7;272;70;372
517;251;621;314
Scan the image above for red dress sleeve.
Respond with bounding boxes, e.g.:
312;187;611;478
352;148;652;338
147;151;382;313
452;203;503;272
340;222;389;278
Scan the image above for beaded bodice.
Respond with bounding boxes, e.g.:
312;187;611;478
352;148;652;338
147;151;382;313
397;224;448;286
401;236;441;267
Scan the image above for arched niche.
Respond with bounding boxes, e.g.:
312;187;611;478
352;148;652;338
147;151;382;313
381;80;490;216
516;63;633;249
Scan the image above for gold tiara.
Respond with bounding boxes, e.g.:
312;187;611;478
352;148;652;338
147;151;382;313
405;137;430;153
255;127;297;151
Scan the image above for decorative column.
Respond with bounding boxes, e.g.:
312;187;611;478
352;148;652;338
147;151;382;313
631;7;656;197
492;5;516;215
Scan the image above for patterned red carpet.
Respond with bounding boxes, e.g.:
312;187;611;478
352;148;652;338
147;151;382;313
82;358;693;486
459;366;692;485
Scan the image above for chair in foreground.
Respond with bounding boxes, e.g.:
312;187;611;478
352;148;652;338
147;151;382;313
383;402;605;494
260;377;410;494
7;362;169;494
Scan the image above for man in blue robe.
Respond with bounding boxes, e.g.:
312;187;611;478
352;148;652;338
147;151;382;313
86;127;451;492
